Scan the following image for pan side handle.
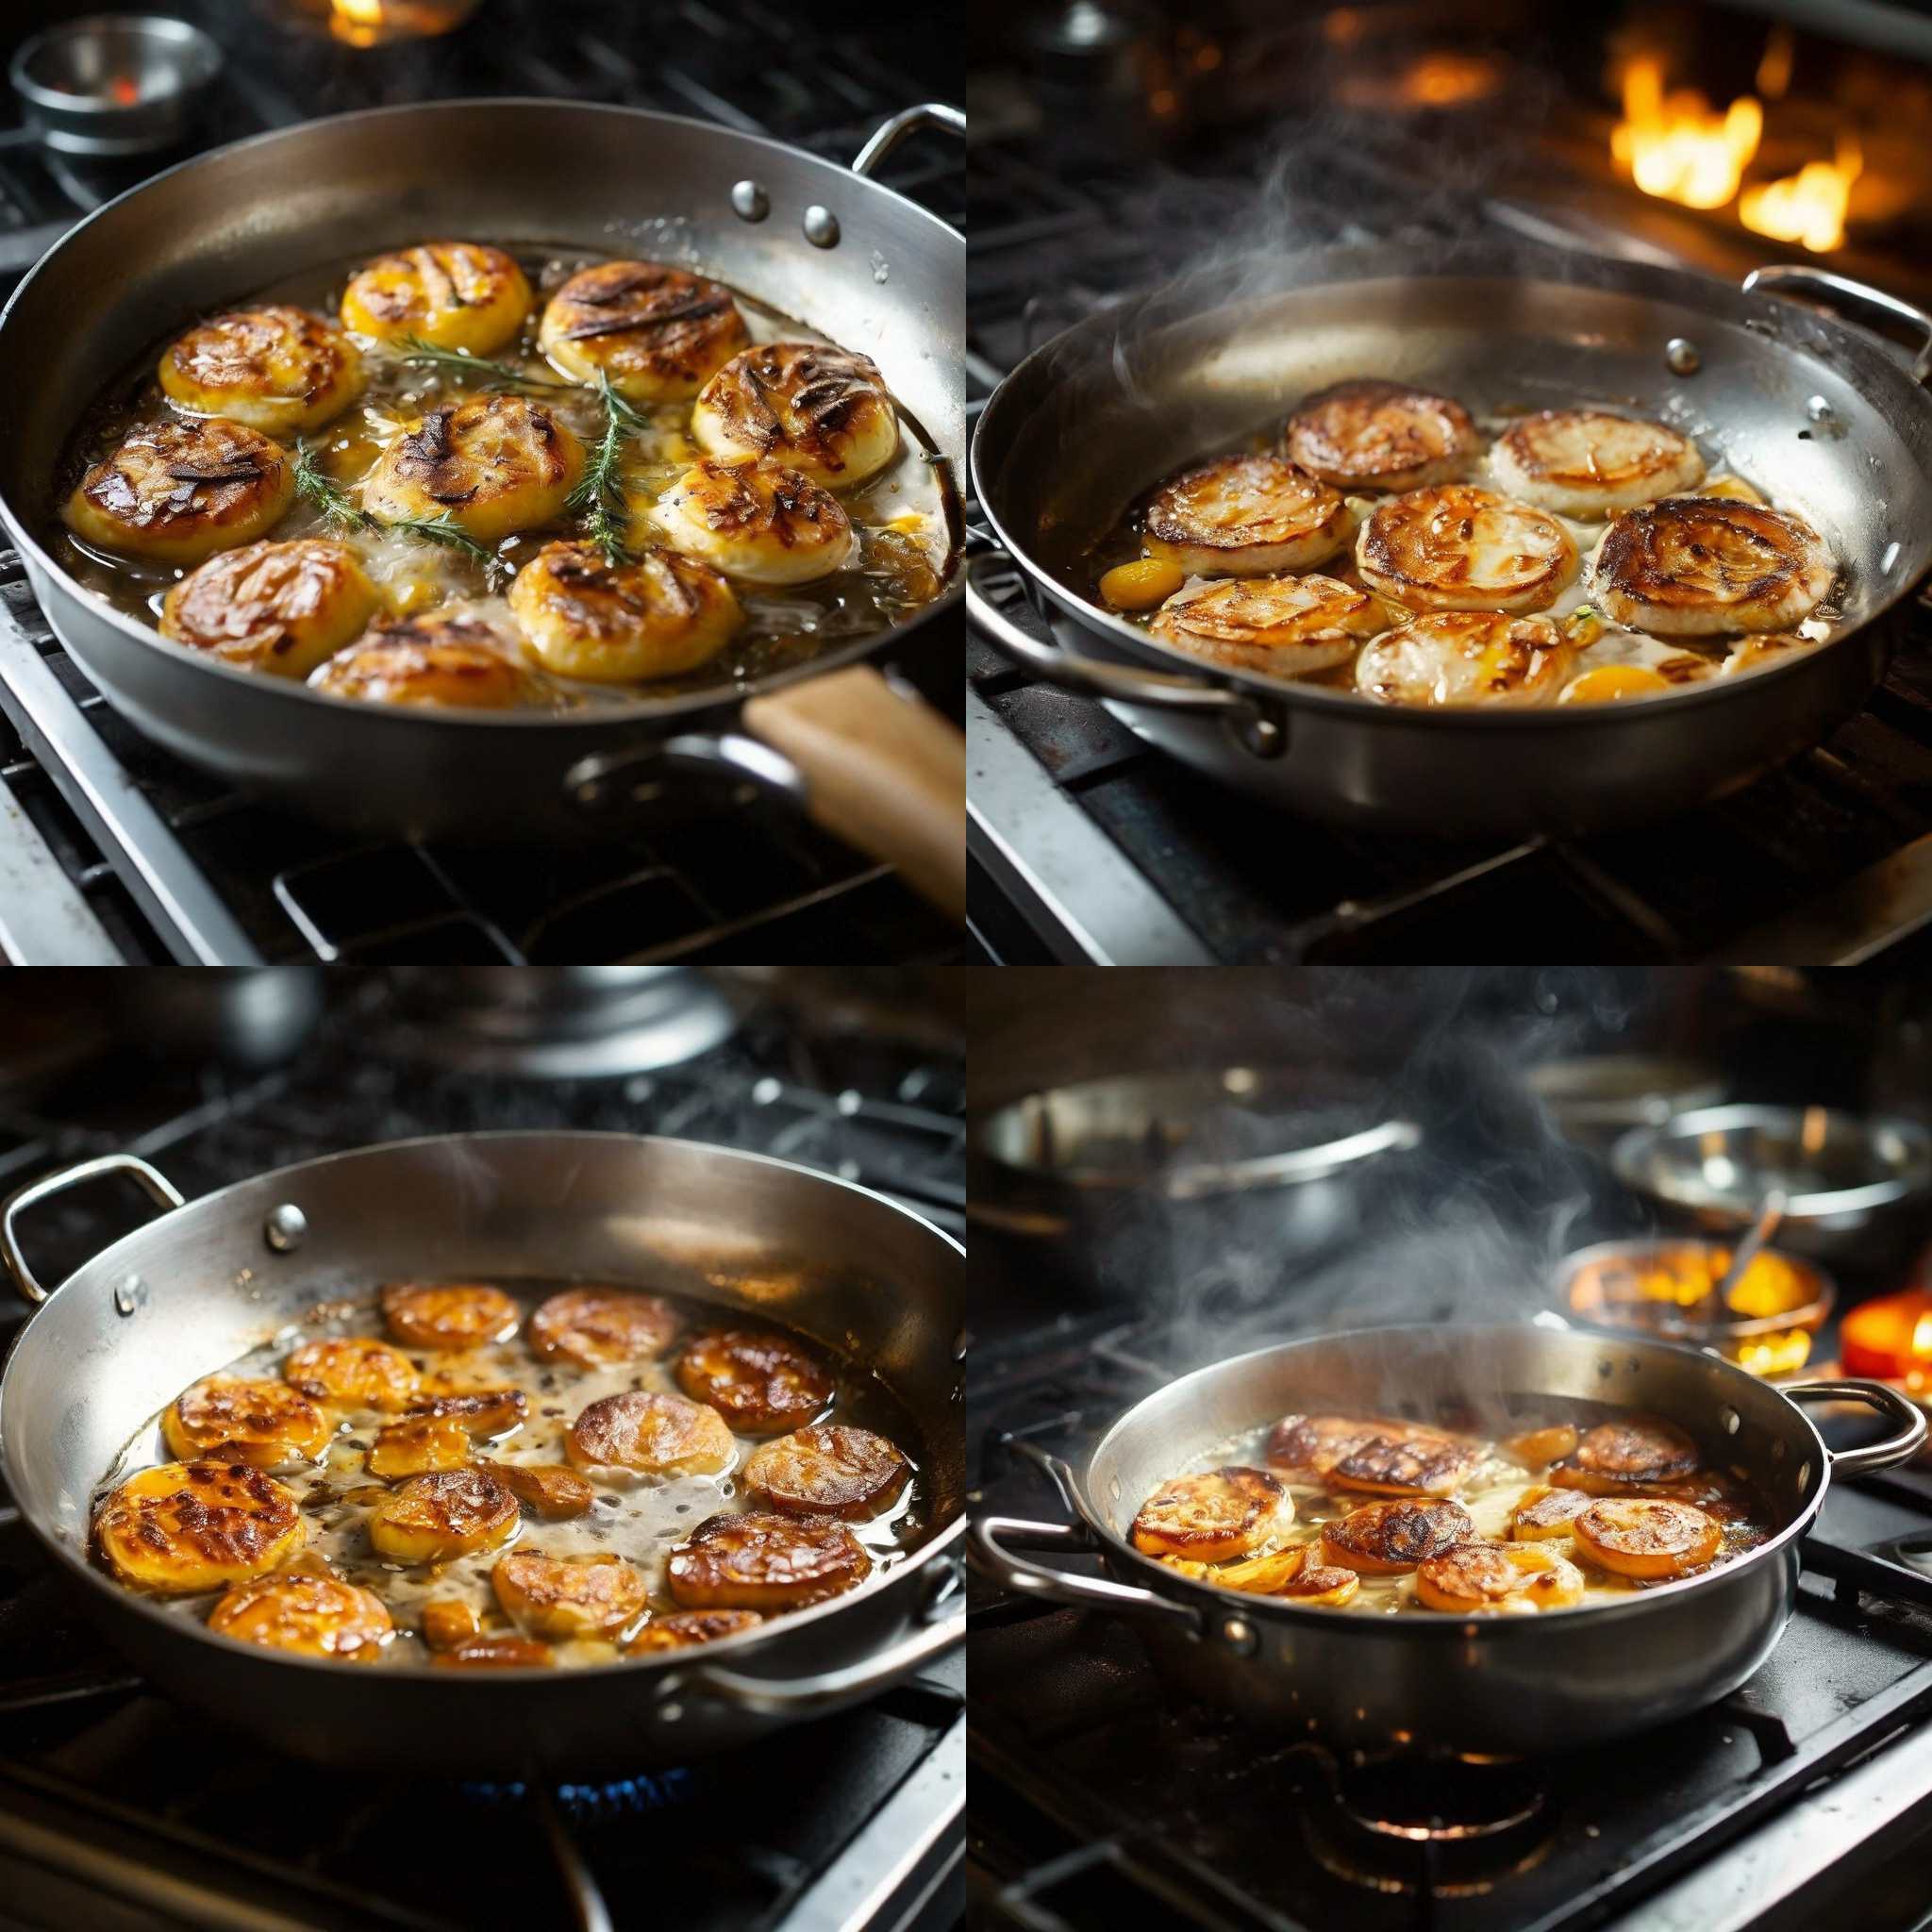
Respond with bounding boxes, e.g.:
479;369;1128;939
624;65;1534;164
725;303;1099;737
851;105;965;180
1743;266;1932;385
690;1608;965;1717
1783;1376;1929;1474
0;1154;184;1307
970;1513;1205;1630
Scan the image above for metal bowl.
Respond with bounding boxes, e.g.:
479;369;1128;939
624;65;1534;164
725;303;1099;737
1612;1104;1932;1260
1524;1054;1726;1146
9;14;222;157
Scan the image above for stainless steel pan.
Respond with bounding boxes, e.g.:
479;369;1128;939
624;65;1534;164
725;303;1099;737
0;99;965;893
0;1132;964;1775
972;1322;1924;1757
967;242;1932;836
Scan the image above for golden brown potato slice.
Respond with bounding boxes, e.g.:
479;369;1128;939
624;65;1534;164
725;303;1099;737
567;1391;733;1477
368;1466;519;1563
308;622;536;710
666;1510;871;1610
1510;1484;1591;1541
1549;1416;1701;1494
1416;1541;1585;1613
380;1281;520;1351
1504;1424;1580;1470
1573;1498;1721;1579
478;1458;596;1521
284;1336;422;1413
403;1388;528;1438
341;242;531;354
539;260;749;404
1130;1466;1291;1564
1284;379;1477;491
159;539;379;679
367;1412;473;1479
362;393;584;545
624;1607;765;1654
96;1461;304;1594
64;419;294;567
492;1550;648;1638
741;1424;910;1520
526;1288;680;1368
1265;1412;1474;1497
158;305;363;436
1320;1498;1473;1575
162;1377;330;1467
419;1598;482;1652
1278;1562;1361;1607
675;1328;833;1435
208;1573;392;1658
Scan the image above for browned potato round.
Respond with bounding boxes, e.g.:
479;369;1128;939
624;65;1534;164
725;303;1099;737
1416;1541;1585;1614
162;1377;330;1467
158;305;363;435
65;418;294;566
1573;1497;1722;1579
539;260;749;404
624;1607;764;1654
284;1336;421;1413
158;538;379;678
420;1598;482;1651
1510;1484;1591;1541
1278;1563;1361;1607
404;1388;528;1438
308;621;536;710
1284;379;1477;491
1265;1413;1474;1497
208;1573;393;1659
367;1412;473;1479
691;341;898;488
380;1281;520;1351
741;1424;911;1520
1320;1498;1473;1575
492;1550;649;1638
567;1391;733;1477
1549;1415;1701;1494
97;1461;305;1594
362;392;584;543
368;1466;519;1563
526;1288;680;1369
434;1635;554;1669
1504;1424;1580;1470
675;1328;833;1435
666;1510;871;1611
1131;1466;1291;1563
478;1459;595;1521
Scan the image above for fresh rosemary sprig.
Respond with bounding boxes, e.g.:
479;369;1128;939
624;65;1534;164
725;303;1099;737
381;510;504;576
292;441;375;532
566;370;654;565
395;333;566;392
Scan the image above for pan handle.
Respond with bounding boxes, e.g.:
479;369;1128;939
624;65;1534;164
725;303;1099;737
689;1608;965;1716
1742;266;1932;385
964;548;1287;758
0;1153;184;1307
565;733;807;817
851;104;965;179
1782;1376;1929;1474
969;1513;1205;1631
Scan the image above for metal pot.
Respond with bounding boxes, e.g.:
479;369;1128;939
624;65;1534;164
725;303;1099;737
971;1322;1924;1757
0;99;965;898
967;242;1932;836
0;1131;964;1774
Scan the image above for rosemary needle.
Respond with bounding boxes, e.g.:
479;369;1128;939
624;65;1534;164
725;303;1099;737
395;334;566;392
566;371;652;566
294;442;504;579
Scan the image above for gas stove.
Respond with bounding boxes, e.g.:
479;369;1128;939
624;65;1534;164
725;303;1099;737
0;0;963;965
0;968;966;1932
966;0;1932;965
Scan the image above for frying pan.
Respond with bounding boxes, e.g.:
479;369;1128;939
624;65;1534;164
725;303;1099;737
0;99;966;911
971;1322;1925;1757
967;242;1932;837
0;1132;964;1775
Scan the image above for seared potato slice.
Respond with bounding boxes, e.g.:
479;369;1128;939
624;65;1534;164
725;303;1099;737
647;458;857;587
477;1458;595;1520
1504;1424;1579;1470
434;1635;553;1668
675;1327;833;1435
1549;1415;1701;1494
420;1597;482;1651
741;1424;911;1520
691;341;898;489
1284;379;1477;491
97;1461;304;1594
158;305;364;436
1266;1413;1390;1479
1491;408;1705;519
526;1286;680;1368
508;541;741;683
1149;574;1382;677
492;1549;648;1638
363;392;584;544
284;1335;422;1413
65;418;293;566
666;1509;870;1610
1355;611;1571;708
368;1466;519;1563
1416;1540;1585;1614
1266;1413;1474;1496
540;260;749;404
1278;1562;1361;1607
208;1573;393;1659
1574;1497;1721;1579
1510;1484;1591;1541
1357;487;1577;616
1141;454;1350;577
367;1412;473;1479
380;1280;520;1350
1592;497;1834;638
1130;1466;1291;1563
162;1377;329;1467
567;1391;733;1477
1320;1497;1473;1575
341;242;532;354
159;539;379;679
624;1607;764;1654
405;1387;527;1438
308;618;535;710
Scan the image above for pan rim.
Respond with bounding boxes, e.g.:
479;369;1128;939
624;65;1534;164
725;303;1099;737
1078;1318;1824;1634
972;239;1930;730
0;95;963;734
0;1126;963;1683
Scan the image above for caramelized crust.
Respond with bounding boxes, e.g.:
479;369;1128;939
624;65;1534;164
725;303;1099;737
159;539;378;677
1510;1484;1591;1541
208;1573;393;1658
492;1549;648;1638
308;619;534;709
341;242;531;353
1141;454;1349;575
380;1281;521;1350
691;341;898;487
283;1336;422;1413
367;1412;474;1479
508;541;741;683
1355;610;1571;708
477;1458;595;1520
666;1509;870;1610
742;1424;911;1519
1320;1497;1473;1575
368;1466;519;1563
1130;1465;1291;1563
1266;1414;1475;1495
1150;574;1379;676
1416;1540;1585;1613
675;1328;834;1435
540;261;749;402
1592;497;1834;637
404;1388;528;1437
1574;1497;1722;1578
66;418;293;565
97;1460;304;1594
158;305;363;434
1491;408;1705;517
363;392;584;543
162;1377;329;1467
1357;485;1577;614
1549;1416;1701;1493
1279;1563;1361;1606
648;458;856;586
567;1391;734;1476
1284;379;1476;491
624;1607;764;1653
526;1288;682;1368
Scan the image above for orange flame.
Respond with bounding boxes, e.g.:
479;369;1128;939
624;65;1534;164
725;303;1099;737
1740;136;1863;252
1611;58;1764;210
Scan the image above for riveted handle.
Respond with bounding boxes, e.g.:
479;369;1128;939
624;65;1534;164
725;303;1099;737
0;1154;184;1307
852;104;965;179
1784;1376;1928;1474
1743;265;1932;385
691;1609;964;1715
970;1512;1204;1630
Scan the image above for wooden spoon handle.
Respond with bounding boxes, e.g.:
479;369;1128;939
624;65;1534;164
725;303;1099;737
742;667;965;922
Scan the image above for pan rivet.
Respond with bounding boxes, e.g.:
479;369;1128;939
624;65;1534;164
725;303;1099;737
659;1700;684;1723
1664;337;1702;376
1807;395;1833;422
1221;1615;1257;1656
803;206;841;249
730;180;770;223
264;1205;308;1253
113;1274;147;1317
